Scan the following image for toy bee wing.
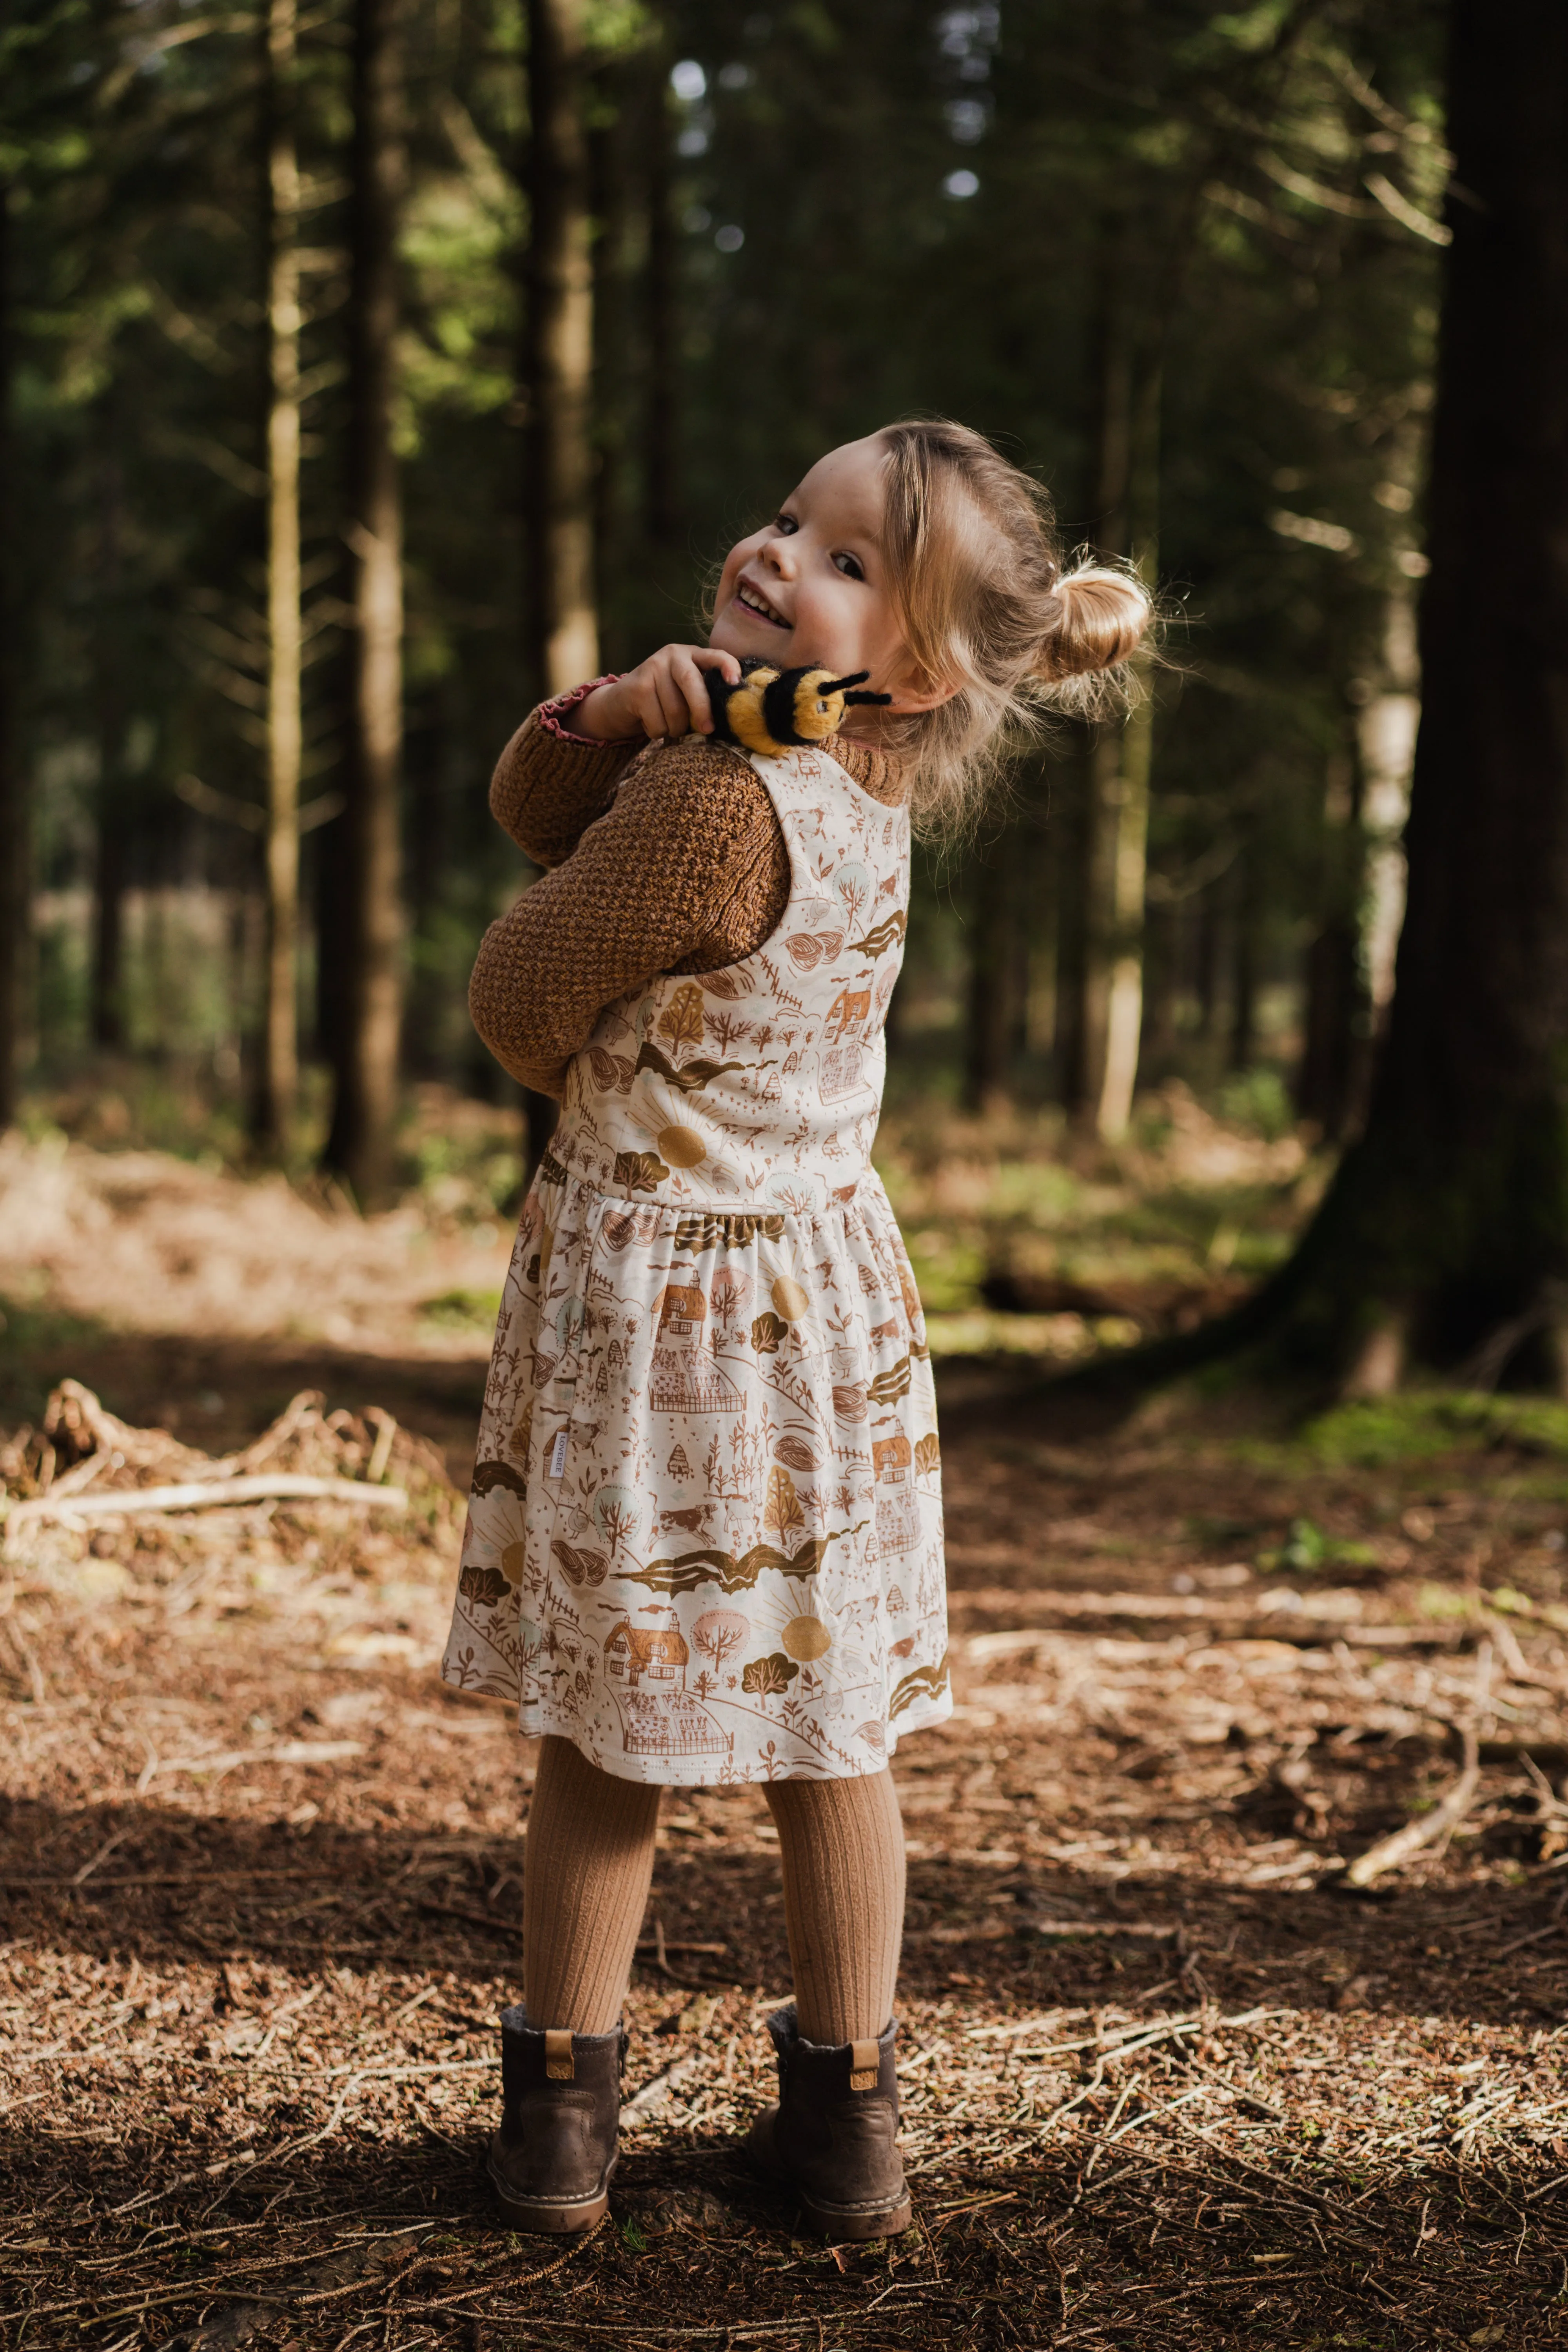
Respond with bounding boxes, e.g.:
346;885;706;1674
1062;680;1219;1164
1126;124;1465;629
705;661;892;759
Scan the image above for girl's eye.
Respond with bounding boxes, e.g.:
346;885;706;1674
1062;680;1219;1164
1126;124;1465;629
773;511;799;535
833;551;865;581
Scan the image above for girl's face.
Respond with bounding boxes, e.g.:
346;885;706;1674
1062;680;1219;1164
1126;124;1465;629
709;437;944;718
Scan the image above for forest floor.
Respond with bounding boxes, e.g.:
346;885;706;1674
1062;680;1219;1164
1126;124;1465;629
4;1102;1568;2350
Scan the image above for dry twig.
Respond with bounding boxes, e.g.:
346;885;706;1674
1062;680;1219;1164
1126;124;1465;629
1344;1644;1493;1888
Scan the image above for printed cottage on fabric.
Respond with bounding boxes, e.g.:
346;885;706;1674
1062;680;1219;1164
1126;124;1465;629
443;743;950;1784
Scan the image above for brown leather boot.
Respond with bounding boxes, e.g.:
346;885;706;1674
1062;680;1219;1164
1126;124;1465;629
745;2004;911;2241
488;2006;626;2232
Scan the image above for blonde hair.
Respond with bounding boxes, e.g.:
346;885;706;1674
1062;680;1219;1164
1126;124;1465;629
873;417;1153;829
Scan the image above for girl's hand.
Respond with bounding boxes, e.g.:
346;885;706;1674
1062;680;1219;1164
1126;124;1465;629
572;646;742;743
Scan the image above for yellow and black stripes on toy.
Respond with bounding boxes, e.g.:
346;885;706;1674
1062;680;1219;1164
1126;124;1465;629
706;662;892;757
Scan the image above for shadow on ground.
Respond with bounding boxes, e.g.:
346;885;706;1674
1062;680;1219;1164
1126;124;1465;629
4;1791;1563;2038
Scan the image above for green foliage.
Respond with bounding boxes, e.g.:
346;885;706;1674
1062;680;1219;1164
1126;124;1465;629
418;1287;504;1329
5;0;1447;1156
1304;1392;1568;1469
1417;1582;1477;1621
1217;1069;1294;1142
0;1292;108;1425
1256;1515;1378;1575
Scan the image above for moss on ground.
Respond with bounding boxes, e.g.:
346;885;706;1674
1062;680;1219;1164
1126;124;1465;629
1303;1391;1568;1468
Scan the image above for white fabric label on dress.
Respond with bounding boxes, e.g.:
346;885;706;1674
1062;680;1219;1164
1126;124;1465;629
548;1428;569;1479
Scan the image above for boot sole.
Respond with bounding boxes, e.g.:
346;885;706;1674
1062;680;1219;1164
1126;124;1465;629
746;2116;911;2241
797;2189;912;2242
488;2156;615;2235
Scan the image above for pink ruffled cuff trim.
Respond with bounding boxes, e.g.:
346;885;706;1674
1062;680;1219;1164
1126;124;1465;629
537;675;628;744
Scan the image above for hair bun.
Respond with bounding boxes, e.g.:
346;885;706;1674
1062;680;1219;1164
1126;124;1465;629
1037;564;1151;682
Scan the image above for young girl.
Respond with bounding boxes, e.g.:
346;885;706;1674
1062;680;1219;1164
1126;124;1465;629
442;419;1149;2240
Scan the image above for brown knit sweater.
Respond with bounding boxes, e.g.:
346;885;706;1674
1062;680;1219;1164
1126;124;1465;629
467;680;912;1098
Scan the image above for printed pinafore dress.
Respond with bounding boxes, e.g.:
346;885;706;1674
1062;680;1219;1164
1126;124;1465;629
441;741;950;1784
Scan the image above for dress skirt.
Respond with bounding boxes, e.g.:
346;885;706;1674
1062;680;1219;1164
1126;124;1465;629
441;1159;950;1784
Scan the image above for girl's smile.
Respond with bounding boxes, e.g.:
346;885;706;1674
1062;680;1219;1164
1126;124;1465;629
735;575;790;628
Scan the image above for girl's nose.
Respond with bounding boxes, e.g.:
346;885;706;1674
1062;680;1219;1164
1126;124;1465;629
763;535;796;578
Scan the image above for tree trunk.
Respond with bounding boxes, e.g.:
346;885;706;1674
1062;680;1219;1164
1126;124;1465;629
1357;578;1421;1026
512;0;595;1182
1295;742;1368;1140
1142;893;1178;1074
325;0;406;1203
964;831;1018;1111
1095;664;1155;1140
1055;247;1160;1139
1229;830;1258;1073
1093;345;1159;1144
91;427;128;1052
1194;881;1220;1043
1296;913;1361;1137
588;55;634;665
1237;0;1568;1384
523;0;598;696
1053;742;1096;1113
643;49;677;554
0;178;21;1131
255;0;303;1153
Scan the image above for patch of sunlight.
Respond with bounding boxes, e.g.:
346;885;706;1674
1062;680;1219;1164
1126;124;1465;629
923;1310;1139;1358
1419;1583;1481;1620
902;1228;987;1314
985;1159;1087;1223
419;1287;503;1330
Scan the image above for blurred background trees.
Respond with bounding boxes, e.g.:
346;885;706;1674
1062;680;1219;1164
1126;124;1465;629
1;0;1448;1206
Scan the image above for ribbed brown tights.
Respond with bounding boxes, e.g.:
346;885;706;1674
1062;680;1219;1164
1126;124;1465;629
522;1735;905;2045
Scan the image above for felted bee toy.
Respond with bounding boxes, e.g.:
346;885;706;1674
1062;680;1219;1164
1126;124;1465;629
705;661;892;758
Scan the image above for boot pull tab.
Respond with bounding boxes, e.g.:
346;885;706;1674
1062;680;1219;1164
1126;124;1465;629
544;2029;575;2082
849;2040;879;2092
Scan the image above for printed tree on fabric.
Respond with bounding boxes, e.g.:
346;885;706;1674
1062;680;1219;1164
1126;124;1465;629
693;1608;747;1676
762;1464;805;1540
657;983;706;1056
709;1265;750;1335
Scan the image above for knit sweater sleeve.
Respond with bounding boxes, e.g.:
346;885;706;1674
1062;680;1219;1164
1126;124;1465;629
488;678;640;868
468;736;788;1099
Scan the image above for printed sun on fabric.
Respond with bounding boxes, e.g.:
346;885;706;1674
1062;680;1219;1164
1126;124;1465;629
442;743;950;1784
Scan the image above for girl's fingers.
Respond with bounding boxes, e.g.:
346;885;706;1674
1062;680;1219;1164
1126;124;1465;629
620;646;739;737
690;645;743;684
672;652;715;733
652;669;689;738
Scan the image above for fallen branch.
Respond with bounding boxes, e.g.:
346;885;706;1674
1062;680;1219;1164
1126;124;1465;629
1344;1645;1493;1889
964;1613;1471;1656
622;2055;699;2118
635;1934;729;1956
909;1918;1179;1945
1487;1584;1568;1637
4;1473;407;1547
1344;1731;1481;1889
142;1740;368;1780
